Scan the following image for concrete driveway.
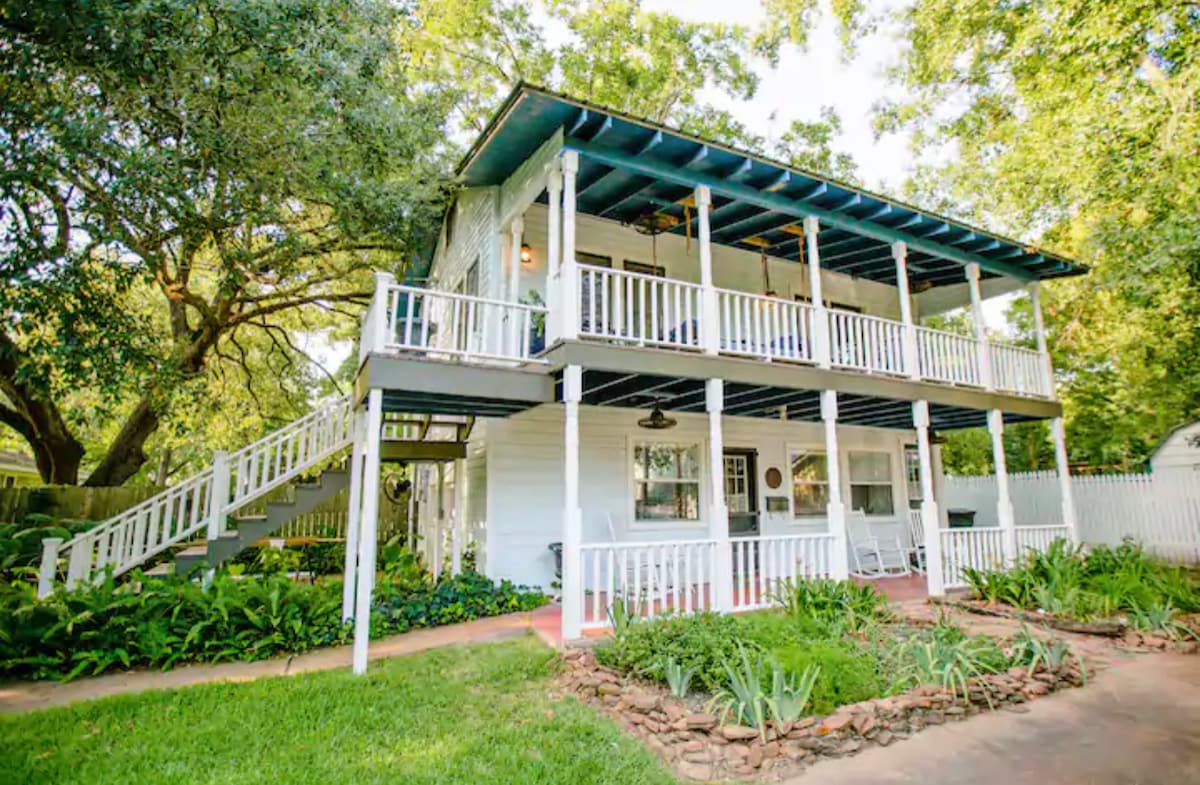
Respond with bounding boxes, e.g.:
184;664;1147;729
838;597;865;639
796;653;1200;785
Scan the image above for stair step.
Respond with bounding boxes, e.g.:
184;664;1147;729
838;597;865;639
233;515;268;524
143;563;174;578
177;544;208;558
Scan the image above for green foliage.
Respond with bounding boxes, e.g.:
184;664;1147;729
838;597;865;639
963;539;1200;626
660;655;695;699
888;620;1008;706
708;644;772;740
773;577;893;631
766;660;819;726
772;639;886;715
0;568;545;681
1008;625;1086;683
596;611;745;692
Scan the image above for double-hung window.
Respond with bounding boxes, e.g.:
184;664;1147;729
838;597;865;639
633;442;700;522
849;451;894;516
790;450;829;517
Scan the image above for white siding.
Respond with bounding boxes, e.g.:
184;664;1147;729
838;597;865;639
429;186;501;298
466;421;489;573
480;404;916;589
1151;422;1200;475
514;203;909;320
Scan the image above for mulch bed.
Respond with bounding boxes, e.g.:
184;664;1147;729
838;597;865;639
557;647;1086;782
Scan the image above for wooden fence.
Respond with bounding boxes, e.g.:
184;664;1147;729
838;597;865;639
944;470;1200;563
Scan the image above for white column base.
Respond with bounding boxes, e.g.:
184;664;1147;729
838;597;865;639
561;506;583;641
921;500;944;596
827;501;849;580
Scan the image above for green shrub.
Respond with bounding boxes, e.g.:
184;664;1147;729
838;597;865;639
595;611;746;691
774;578;893;631
772;639;887;714
0;567;546;681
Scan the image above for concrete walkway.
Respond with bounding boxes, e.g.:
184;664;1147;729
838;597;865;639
799;653;1200;785
0;610;541;715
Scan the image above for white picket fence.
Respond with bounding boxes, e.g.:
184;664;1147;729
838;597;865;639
578;539;718;630
944;470;1200;563
731;533;837;610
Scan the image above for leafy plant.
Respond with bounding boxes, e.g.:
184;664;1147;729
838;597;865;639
890;622;1006;706
708;645;771;740
1130;600;1199;642
773;578;892;631
661;655;696;698
767;661;820;726
1007;624;1086;683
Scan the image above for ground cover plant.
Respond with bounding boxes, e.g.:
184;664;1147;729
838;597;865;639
595;579;1086;721
963;539;1200;637
0;637;674;785
0;548;545;681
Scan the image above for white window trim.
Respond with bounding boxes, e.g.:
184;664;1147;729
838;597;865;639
847;449;896;518
626;435;706;529
787;445;830;519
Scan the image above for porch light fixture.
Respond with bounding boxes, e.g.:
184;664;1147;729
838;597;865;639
637;405;677;430
520;243;533;265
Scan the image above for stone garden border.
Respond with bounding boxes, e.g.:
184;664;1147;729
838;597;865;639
558;646;1086;783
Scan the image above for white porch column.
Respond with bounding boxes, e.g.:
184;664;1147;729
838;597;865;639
433;461;446;580
821;390;849;579
545;160;563;344
559;151;580;341
1027;282;1054;398
913;401;944;595
696;185;719;355
341;411;366;621
1051;417;1079;542
706;379;733;610
804;217;831;368
561;365;584;641
987;409;1017;564
451;456;466;575
965;263;995;390
406;467;416;548
507;216;525;357
893;242;921;380
351;388;384;676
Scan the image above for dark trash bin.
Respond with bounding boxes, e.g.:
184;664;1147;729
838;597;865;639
547;542;562;579
947;509;976;528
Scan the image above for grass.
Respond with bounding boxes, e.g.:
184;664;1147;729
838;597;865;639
0;636;677;785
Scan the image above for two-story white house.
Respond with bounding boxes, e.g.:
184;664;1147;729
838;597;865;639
41;85;1086;674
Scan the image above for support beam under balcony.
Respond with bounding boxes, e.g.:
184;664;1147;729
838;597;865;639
1052;417;1079;542
352;388;384;676
821;391;850;579
913;401;943;595
707;379;733;610
987;408;1017;565
561;366;584;641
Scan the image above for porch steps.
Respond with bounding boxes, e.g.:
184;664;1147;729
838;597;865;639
157;468;350;577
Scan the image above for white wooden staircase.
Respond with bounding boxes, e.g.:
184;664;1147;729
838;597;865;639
40;395;355;595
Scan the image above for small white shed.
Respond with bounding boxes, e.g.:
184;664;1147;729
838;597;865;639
1149;422;1200;474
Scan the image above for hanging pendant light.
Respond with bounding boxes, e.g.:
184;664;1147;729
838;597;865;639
637;405;677;430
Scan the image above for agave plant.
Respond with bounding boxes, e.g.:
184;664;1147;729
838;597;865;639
891;625;1005;707
1130;600;1199;641
767;661;820;725
707;644;771;740
661;655;696;698
1008;624;1086;683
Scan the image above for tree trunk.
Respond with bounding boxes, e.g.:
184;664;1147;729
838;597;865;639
0;335;86;484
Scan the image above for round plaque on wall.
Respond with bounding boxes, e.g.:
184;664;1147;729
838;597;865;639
764;467;783;490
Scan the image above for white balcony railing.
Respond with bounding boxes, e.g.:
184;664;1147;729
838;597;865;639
916;326;982;387
991;342;1049;398
577;263;703;350
365;281;547;364
828;308;908;376
717;288;815;363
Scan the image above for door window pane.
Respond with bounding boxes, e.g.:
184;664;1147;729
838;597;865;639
790;451;829;516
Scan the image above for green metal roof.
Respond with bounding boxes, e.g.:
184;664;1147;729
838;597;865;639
458;84;1085;289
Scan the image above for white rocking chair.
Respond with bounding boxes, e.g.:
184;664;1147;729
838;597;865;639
847;510;911;578
906;508;926;574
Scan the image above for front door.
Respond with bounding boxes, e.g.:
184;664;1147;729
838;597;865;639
724;449;759;537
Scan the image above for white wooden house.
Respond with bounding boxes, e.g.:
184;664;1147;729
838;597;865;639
40;85;1086;673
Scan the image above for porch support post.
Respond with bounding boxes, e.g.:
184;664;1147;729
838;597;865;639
706;379;733;611
451;457;466;576
508;216;525;357
406;466;416;549
987;408;1017;564
821;390;849;579
352;388;384;676
965;263;995;390
1051;417;1079;542
433;461;446;580
696;185;719;355
561;365;584;641
1027;282;1054;398
804;216;831;368
913;401;944;595
559;150;580;341
341;410;366;621
893;241;921;380
545;159;563;344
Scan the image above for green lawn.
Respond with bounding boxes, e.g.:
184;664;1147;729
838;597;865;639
0;636;678;785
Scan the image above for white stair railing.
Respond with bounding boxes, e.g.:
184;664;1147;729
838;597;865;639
717;289;814;363
45;395;355;596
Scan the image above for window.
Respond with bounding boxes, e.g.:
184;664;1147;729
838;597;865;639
790;450;829;517
624;260;666;277
633;443;700;521
903;447;922;508
849;451;894;516
578;251;612;268
724;455;750;514
794;294;862;313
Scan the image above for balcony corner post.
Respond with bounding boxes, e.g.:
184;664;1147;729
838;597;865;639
545;158;563;345
965;263;995;390
892;241;921;380
1052;417;1079;543
913;401;944;596
988;409;1017;564
1027;281;1054;398
371;271;395;354
696;185;720;355
804;216;831;369
560;150;580;342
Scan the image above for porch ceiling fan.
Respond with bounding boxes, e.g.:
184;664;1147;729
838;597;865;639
637;395;677;430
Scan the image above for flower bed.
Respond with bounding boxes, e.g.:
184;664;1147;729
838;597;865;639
961;539;1200;650
573;579;1090;781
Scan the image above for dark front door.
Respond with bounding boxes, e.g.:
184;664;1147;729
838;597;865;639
724;449;759;537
